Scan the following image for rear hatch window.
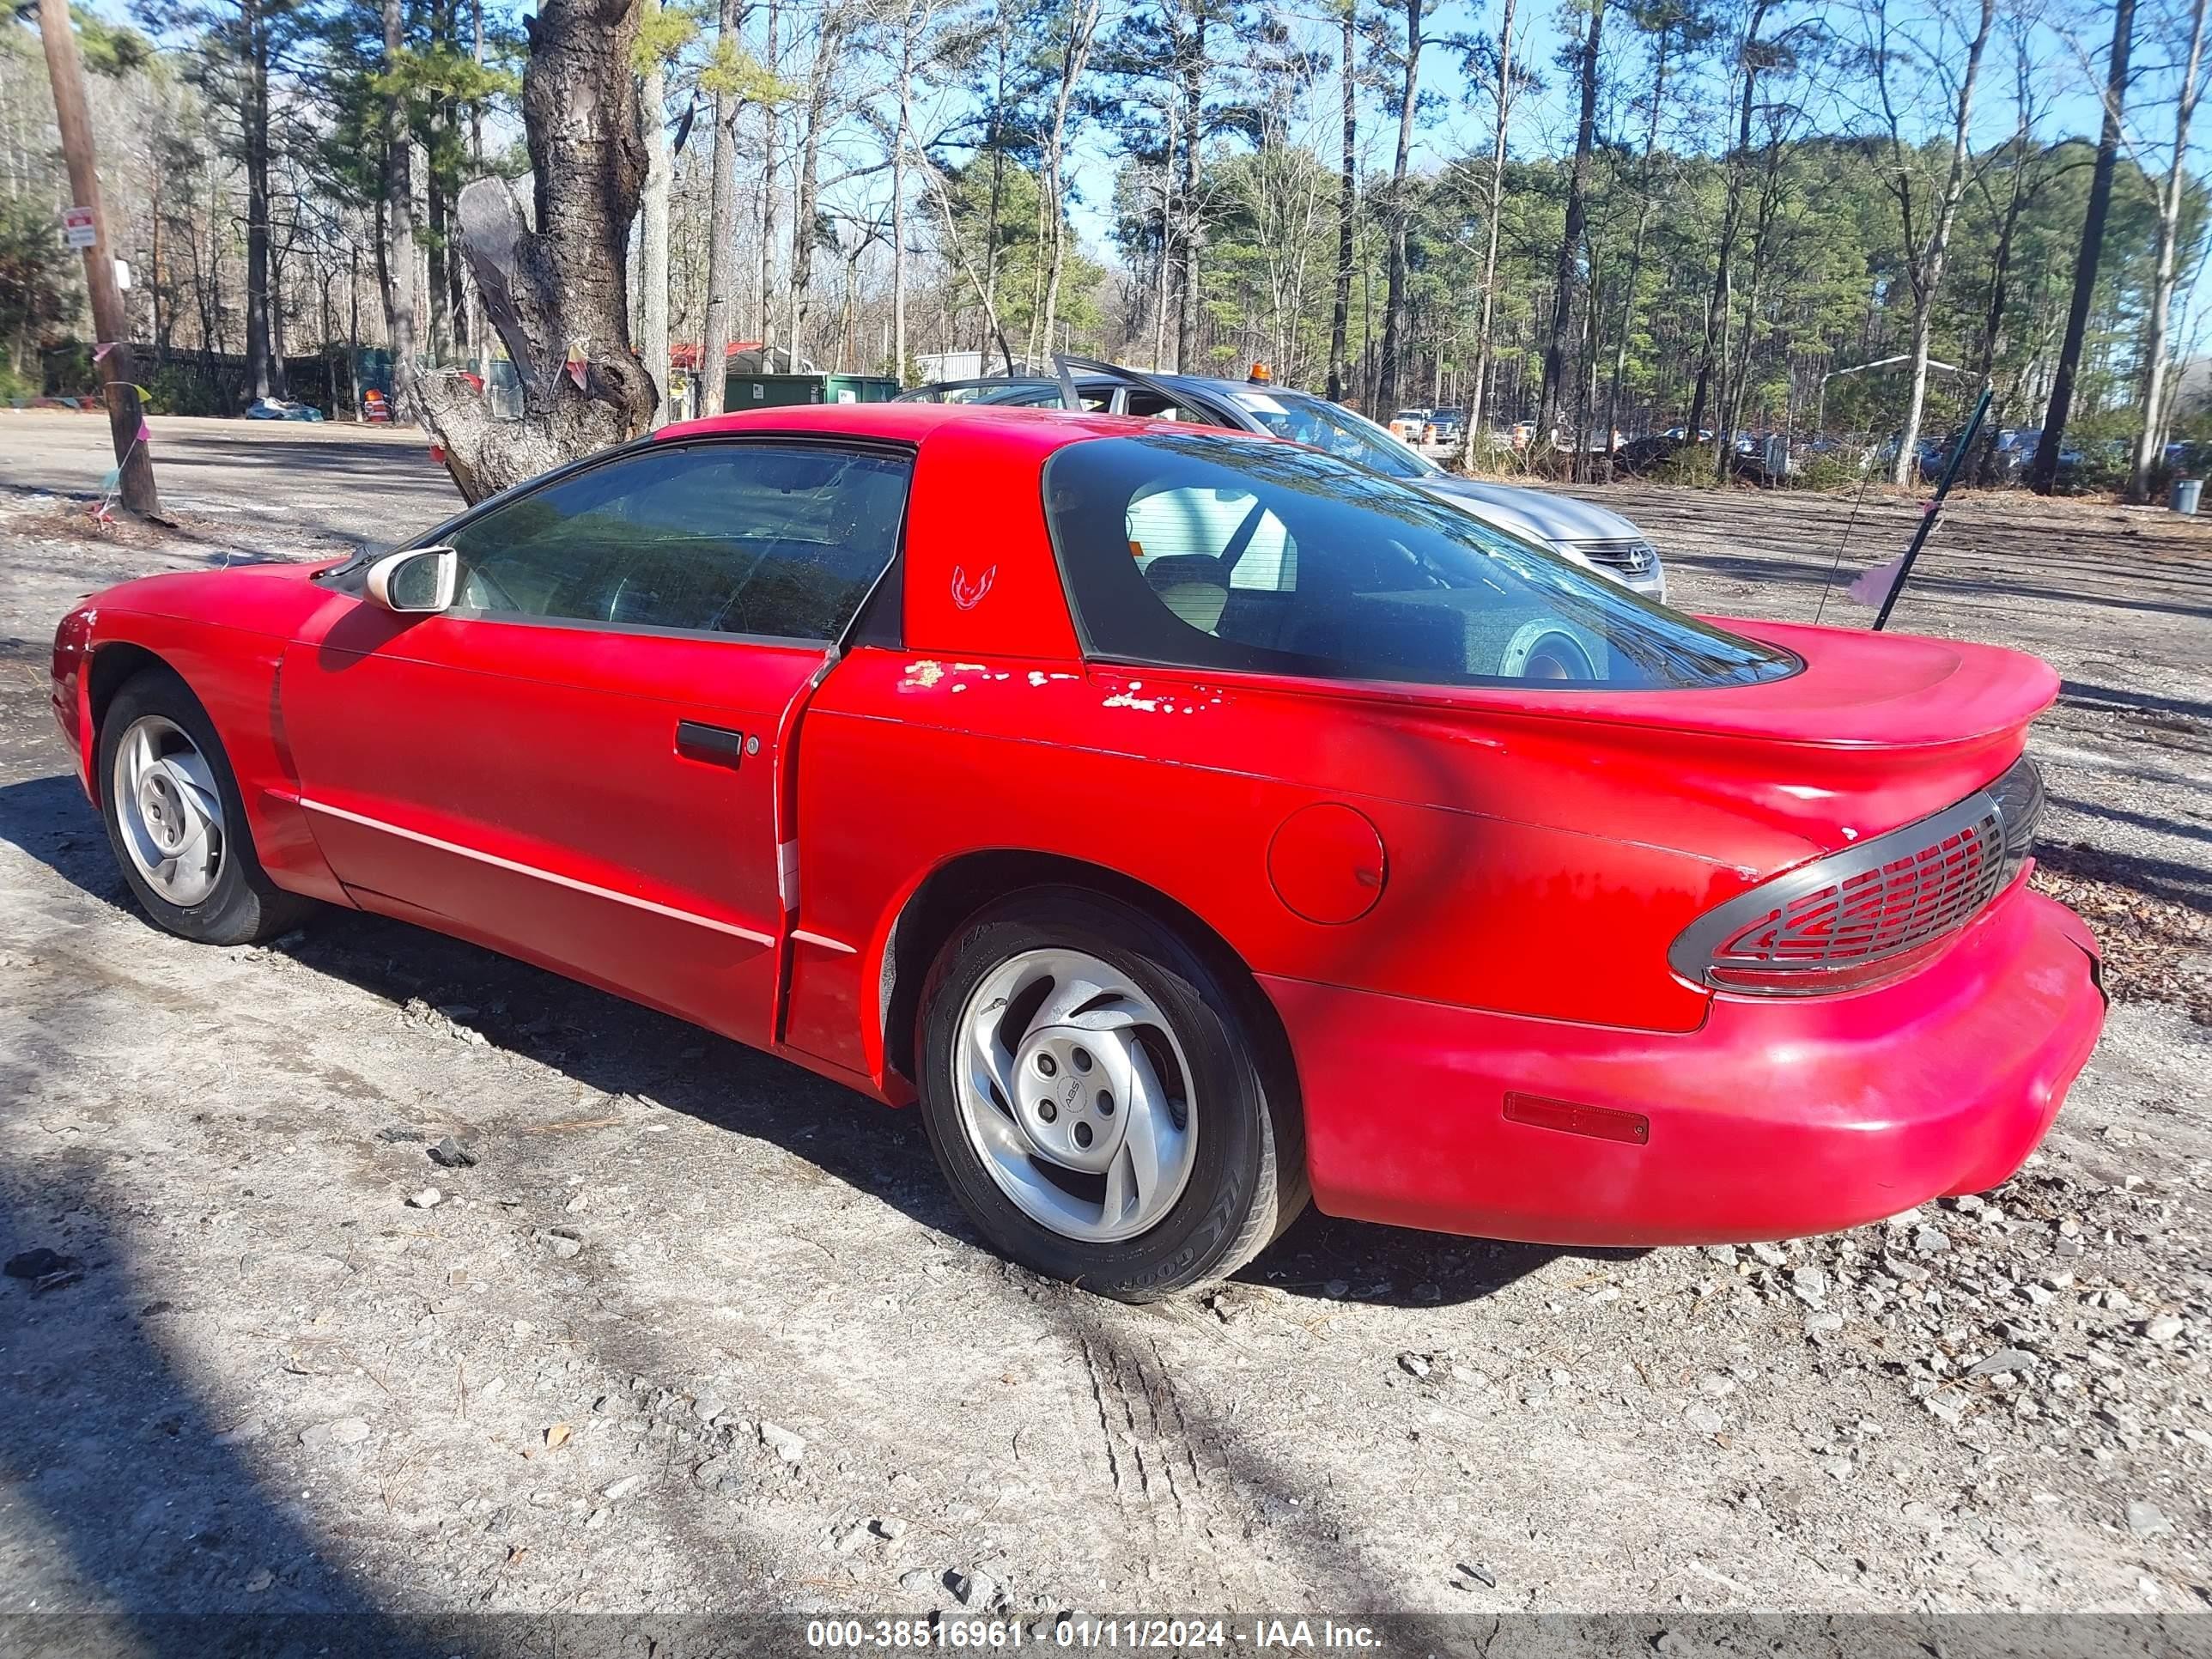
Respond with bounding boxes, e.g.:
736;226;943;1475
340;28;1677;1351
1044;431;1797;690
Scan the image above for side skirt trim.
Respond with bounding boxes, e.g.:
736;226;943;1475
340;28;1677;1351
295;796;778;948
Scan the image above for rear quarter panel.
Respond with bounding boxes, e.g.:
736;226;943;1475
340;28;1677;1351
788;425;1814;1089
788;423;2062;1093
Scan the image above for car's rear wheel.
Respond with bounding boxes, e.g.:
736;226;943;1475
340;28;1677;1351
98;667;311;945
915;887;1306;1301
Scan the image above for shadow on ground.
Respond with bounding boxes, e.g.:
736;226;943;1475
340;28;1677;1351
1;761;1511;1631
0;770;1576;1316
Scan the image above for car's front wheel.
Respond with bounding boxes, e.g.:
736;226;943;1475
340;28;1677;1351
97;666;311;945
915;887;1306;1301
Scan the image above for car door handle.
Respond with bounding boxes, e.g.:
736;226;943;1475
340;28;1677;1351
676;720;748;768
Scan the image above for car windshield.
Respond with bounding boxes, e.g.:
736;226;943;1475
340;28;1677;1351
1219;388;1440;480
1045;431;1796;692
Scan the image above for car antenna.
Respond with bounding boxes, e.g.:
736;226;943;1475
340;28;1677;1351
1814;382;1993;630
1870;383;1992;631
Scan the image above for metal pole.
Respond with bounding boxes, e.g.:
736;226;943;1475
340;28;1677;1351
36;0;159;518
1873;382;1992;632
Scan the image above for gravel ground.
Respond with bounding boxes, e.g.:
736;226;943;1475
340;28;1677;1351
0;413;2207;1633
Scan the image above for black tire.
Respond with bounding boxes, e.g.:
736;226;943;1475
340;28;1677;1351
97;665;313;945
915;886;1308;1301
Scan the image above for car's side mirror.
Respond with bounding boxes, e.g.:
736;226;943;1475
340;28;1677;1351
365;546;458;614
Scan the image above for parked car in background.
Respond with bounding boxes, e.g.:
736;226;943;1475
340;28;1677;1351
899;363;1668;600
245;398;325;422
1614;434;1682;475
1387;407;1433;445
1427;409;1466;447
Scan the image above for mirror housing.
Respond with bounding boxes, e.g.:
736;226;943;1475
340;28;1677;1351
365;546;458;614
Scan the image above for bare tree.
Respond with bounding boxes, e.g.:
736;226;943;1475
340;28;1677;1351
1325;0;1356;402
636;0;678;425
2127;0;2209;499
379;0;420;417
890;0;916;377
1027;0;1105;360
2032;0;2133;492
697;0;748;414
784;0;856;364
1461;0;1516;458
1864;0;1998;483
756;0;782;351
1373;0;1423;415
1535;0;1603;459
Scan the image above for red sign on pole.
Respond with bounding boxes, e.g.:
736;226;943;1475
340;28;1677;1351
62;205;96;248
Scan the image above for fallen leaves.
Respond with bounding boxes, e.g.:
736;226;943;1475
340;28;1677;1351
2033;848;2209;1024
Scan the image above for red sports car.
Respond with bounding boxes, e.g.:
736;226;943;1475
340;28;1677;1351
49;404;2106;1300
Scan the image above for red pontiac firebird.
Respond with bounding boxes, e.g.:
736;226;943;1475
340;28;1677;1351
50;403;2106;1299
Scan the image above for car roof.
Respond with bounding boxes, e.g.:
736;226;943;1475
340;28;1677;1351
652;400;1184;450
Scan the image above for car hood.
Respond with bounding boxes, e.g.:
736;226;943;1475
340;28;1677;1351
88;557;343;638
1414;477;1644;547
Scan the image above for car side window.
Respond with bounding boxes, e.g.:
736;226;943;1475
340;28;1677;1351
443;441;909;641
1124;487;1296;612
1121;389;1226;427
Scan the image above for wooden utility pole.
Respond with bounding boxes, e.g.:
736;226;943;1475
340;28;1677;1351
36;0;159;518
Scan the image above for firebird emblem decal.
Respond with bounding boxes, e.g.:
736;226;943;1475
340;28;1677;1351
951;564;996;611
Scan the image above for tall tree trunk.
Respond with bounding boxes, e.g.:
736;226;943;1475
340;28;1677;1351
1174;1;1206;371
2032;0;2133;493
785;9;843;368
380;0;421;419
150;164;168;360
1461;0;1515;464
1151;100;1176;369
1970;148;2030;483
244;0;279;398
1373;0;1422;416
891;1;913;378
1688;0;1771;446
639;0;673;424
755;0;781;353
348;244;362;418
1892;0;1996;483
472;0;490;378
1031;0;1104;359
981;27;1007;360
698;0;741;415
2128;0;2208;500
427;144;452;361
1535;0;1601;453
416;0;658;499
1606;24;1668;453
1326;0;1355;403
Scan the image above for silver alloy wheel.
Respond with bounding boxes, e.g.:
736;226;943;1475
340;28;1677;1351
112;714;226;906
953;947;1198;1243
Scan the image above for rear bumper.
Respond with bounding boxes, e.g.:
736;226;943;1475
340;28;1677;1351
1262;885;2105;1246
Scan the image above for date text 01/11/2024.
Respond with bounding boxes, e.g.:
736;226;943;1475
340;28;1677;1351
803;1618;1384;1650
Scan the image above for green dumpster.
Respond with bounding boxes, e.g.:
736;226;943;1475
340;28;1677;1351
723;372;902;410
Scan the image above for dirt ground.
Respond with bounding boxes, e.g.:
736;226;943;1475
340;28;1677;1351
0;410;2208;1636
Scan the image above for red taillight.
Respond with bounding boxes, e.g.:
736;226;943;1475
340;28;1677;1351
1671;759;2043;997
